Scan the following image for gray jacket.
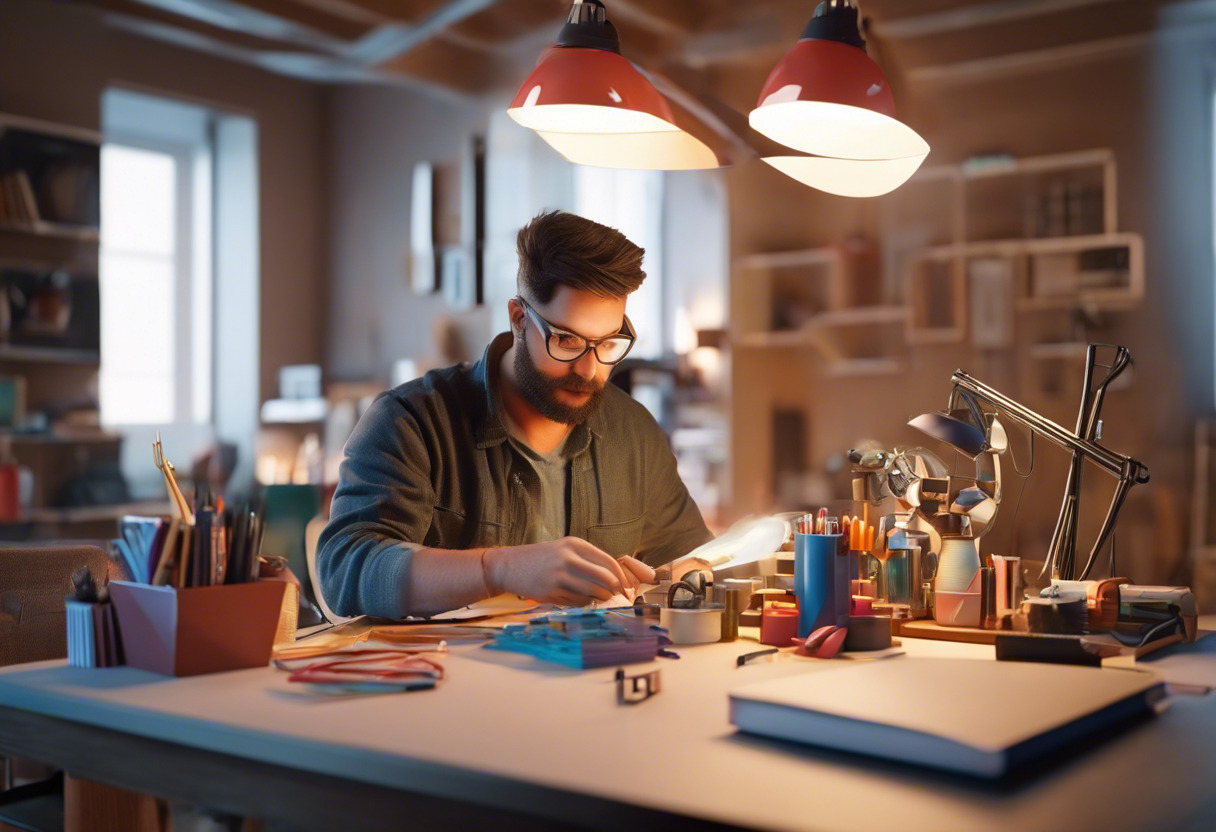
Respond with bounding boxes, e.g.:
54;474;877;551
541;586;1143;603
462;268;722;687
317;333;712;618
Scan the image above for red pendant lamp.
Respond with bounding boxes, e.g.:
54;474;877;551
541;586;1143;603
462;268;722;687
508;0;718;170
750;0;929;197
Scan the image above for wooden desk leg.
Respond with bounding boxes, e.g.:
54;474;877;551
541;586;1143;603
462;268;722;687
65;775;167;832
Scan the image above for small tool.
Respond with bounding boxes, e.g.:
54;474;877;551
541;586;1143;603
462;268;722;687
153;432;195;524
736;647;779;667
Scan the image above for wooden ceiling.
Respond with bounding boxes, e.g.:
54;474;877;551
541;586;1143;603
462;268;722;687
72;0;1177;91
71;0;1178;157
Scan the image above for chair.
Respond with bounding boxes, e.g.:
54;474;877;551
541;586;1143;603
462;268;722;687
0;544;114;832
305;514;353;626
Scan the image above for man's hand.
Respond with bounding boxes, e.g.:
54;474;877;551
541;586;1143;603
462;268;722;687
483;537;632;606
617;556;656;600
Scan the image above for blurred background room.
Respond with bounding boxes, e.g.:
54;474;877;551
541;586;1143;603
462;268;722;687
0;0;1213;611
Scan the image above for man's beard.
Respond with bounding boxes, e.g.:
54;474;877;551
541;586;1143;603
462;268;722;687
513;336;606;425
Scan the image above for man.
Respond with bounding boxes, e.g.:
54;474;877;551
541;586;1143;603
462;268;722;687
317;210;712;618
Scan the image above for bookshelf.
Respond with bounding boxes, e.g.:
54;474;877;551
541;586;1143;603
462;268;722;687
0;111;112;534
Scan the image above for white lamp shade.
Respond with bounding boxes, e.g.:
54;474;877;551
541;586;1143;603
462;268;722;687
761;153;928;198
509;102;680;134
536;128;719;171
750;99;930;162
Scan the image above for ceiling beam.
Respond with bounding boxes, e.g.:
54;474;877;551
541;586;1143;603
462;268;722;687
870;0;1146;40
102;5;476;101
125;0;351;52
907;31;1149;87
345;0;506;64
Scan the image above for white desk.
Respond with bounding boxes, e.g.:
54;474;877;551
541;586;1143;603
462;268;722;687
2;626;1215;832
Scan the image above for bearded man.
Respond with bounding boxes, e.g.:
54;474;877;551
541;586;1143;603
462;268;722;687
317;210;712;617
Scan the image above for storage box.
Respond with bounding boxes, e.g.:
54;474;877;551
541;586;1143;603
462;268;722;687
109;580;286;676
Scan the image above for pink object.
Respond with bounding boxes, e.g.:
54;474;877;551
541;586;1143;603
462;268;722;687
791;624;849;659
935;591;982;628
760;605;799;646
851;595;874;616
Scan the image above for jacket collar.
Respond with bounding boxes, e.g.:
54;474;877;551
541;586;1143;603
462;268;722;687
474;332;601;455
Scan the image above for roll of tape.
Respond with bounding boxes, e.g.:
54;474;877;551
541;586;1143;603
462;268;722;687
660;607;723;645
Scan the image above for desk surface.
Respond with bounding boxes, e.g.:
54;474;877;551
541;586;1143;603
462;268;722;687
2;625;1215;832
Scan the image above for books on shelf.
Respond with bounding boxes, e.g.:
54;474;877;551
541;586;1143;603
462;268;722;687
0;169;41;226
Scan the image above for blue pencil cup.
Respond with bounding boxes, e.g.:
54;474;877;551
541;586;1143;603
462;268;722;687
794;533;848;638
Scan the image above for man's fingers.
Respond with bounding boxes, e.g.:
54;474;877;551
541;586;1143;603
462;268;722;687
566;557;625;595
618;555;655;585
564;538;629;591
558;576;614;603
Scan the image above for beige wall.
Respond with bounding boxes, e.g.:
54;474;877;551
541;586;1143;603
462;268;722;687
0;0;328;409
722;29;1209;591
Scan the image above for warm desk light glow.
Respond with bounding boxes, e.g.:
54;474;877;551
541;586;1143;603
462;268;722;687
508;0;719;170
751;0;929;197
534;128;719;171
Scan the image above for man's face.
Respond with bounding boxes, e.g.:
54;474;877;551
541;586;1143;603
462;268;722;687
511;286;628;425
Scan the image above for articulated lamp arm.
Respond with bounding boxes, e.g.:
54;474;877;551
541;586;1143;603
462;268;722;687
948;369;1149;581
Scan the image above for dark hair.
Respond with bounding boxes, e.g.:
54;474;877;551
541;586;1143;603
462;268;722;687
516;210;645;302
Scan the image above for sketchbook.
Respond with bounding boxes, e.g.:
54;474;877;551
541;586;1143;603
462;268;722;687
729;658;1164;778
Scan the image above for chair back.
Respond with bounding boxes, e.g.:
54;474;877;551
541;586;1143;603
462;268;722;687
0;545;113;666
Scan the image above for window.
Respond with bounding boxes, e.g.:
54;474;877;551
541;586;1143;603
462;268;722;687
100;91;213;428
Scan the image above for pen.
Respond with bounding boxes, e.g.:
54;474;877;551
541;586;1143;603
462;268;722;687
736;647;779;667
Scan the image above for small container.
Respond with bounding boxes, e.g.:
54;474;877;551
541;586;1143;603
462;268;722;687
110;580;286;676
759;603;799;646
720;587;744;642
660;606;722;645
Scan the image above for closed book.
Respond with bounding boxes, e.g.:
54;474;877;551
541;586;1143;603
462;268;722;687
729;658;1164;778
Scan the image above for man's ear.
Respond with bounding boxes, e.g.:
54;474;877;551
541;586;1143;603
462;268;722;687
507;297;525;338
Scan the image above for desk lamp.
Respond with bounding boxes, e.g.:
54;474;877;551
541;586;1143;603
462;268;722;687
909;344;1150;582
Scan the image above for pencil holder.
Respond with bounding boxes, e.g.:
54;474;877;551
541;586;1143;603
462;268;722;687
110;580;286;676
794;533;849;638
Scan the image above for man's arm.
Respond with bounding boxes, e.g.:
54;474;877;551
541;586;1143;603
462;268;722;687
317;395;632;618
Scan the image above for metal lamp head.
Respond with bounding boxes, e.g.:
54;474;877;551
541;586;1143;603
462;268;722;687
908;386;992;458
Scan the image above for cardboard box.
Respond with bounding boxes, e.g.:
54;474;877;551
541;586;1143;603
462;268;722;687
110;580;286;676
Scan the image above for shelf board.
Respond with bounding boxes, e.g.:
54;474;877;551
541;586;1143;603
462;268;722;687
807;305;908;328
735;248;842;271
1029;342;1092;360
6;430;120;445
0;113;103;145
0;344;100;364
822;358;907;377
917;231;1137;261
0;221;100;243
733;330;824;349
261;397;328;425
917;148;1113;185
5;500;175;527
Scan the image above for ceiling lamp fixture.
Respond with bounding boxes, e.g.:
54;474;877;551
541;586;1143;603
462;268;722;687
508;0;718;170
750;0;929;197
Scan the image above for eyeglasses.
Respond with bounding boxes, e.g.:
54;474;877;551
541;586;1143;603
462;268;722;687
517;296;635;365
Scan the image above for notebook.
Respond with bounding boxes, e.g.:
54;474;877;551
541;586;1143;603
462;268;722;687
729;658;1164;778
